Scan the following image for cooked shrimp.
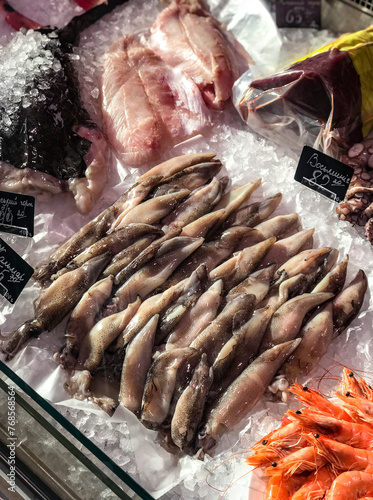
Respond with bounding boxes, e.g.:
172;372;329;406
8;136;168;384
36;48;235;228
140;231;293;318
289;466;336;500
358;377;373;402
290;383;354;422
247;447;291;468
265;445;327;476
340;368;367;398
325;471;373;500
252;421;305;451
307;434;373;473
287;408;373;450
264;473;308;500
336;392;373;424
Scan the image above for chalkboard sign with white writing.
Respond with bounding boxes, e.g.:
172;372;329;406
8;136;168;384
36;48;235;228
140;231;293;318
276;0;321;29
294;146;354;203
0;191;35;237
0;237;34;304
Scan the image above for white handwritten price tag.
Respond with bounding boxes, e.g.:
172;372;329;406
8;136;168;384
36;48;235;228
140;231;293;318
294;146;354;203
0;191;35;237
0;237;34;304
276;0;321;29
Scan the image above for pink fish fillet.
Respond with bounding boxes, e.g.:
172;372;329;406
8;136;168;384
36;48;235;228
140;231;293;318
149;0;240;110
101;34;183;167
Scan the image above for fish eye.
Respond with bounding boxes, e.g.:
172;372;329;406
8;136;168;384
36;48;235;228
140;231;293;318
349;372;354;377
302;386;308;391
271;462;277;467
262;439;268;445
198;428;206;439
345;391;351;397
314;433;319;438
296;410;302;414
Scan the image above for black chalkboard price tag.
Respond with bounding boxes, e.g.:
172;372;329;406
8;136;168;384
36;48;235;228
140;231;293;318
294;146;354;203
0;191;35;237
0;237;34;304
276;0;321;29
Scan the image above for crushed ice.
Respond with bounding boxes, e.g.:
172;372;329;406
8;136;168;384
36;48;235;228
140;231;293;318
0;30;58;136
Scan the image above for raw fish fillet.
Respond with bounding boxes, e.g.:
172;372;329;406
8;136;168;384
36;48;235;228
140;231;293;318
149;0;240;110
101;34;207;167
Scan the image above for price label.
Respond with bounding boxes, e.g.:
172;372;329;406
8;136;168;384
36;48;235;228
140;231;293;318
294;146;354;203
0;191;35;237
0;237;34;304
276;0;321;29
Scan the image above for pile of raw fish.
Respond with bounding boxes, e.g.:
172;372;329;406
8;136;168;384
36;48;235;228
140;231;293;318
337;134;373;245
1;153;367;457
247;368;373;499
0;0;246;214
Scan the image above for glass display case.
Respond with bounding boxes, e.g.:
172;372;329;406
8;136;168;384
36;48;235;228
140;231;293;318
0;360;153;500
1;1;373;499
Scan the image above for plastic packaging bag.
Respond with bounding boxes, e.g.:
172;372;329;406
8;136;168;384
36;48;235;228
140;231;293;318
234;27;373;158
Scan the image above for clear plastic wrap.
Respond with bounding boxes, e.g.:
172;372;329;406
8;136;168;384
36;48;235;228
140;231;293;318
234;27;373;159
0;2;373;500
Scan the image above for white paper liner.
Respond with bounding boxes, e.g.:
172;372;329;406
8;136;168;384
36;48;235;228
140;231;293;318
1;1;372;499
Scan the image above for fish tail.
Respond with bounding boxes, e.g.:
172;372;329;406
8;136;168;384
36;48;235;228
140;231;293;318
59;0;129;45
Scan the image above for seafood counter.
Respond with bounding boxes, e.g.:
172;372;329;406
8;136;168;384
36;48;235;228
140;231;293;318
3;151;367;461
0;0;372;499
